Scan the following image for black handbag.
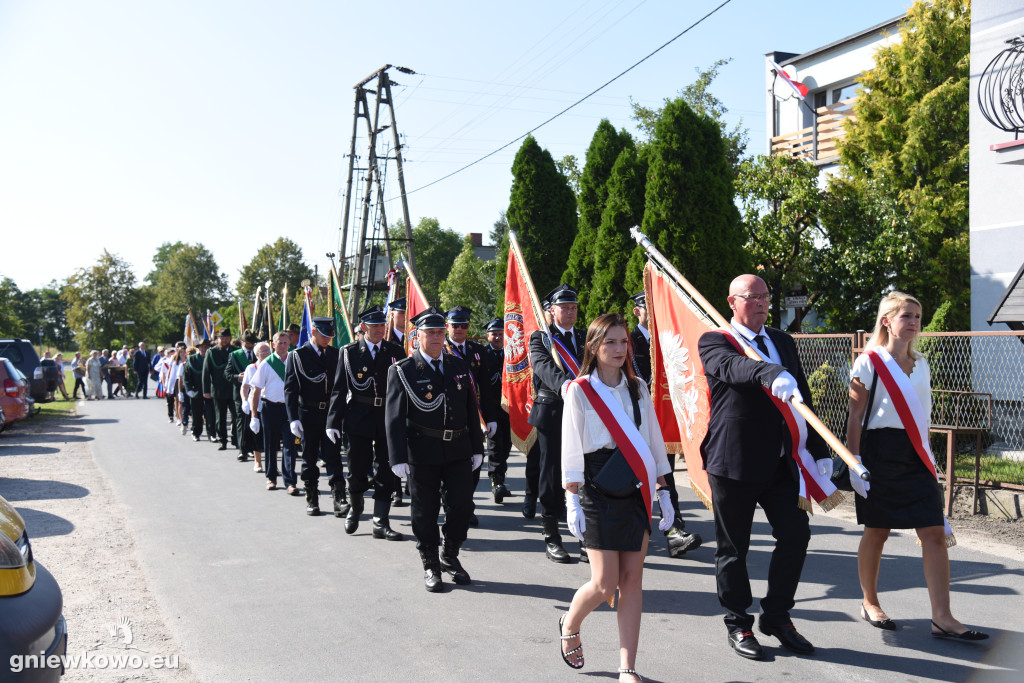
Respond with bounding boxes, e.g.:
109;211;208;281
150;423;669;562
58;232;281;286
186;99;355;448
832;370;878;491
590;387;643;498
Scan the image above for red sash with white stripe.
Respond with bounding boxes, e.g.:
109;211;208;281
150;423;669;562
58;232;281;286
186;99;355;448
552;334;581;378
573;375;654;520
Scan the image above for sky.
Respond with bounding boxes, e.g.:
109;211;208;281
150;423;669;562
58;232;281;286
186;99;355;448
0;0;910;293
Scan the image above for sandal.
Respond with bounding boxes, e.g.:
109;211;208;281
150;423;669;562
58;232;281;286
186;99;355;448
559;615;584;669
619;669;643;682
931;620;988;641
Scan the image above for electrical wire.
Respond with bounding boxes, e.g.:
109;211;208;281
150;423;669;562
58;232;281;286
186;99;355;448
404;0;734;196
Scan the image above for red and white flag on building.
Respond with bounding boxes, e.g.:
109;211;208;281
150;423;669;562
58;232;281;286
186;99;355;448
401;262;430;356
769;59;809;100
502;245;543;453
644;263;714;510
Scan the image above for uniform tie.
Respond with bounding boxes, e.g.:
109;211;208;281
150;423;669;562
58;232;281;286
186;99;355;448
431;359;442;381
563;331;575;356
754;334;770;358
370;344;377;360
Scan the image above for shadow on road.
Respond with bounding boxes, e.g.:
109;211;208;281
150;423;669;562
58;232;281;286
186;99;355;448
0;477;90;502
15;507;75;537
0;445;61;456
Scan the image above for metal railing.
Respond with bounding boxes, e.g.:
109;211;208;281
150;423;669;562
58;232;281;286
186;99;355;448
771;97;856;164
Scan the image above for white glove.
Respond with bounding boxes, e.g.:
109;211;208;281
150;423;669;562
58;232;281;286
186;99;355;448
817;458;834;480
566;491;585;541
289;420;304;438
657;489;675;532
850;456;871;498
391;463;410;479
186;390;196;398
241;401;251;415
486;422;497;438
471;454;483;471
770;371;802;403
177;392;184;402
249;417;260;434
326;428;340;443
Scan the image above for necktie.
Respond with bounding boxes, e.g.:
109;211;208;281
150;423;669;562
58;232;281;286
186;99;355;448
431;359;442;381
754;335;770;357
563;331;575;356
371;344;377;359
458;344;465;357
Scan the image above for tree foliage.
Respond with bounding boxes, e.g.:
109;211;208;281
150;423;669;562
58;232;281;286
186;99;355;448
439;235;501;332
736;154;824;327
237;238;314;301
489;211;509;247
496;135;578;301
562;120;633;314
155;243;229;323
634;97;747;312
0;277;23;337
146;241;188;286
586;145;648;323
390;217;463;305
838;0;970;329
62;251;143;350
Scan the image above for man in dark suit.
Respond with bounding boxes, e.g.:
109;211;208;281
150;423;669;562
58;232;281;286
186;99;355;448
482;318;512;503
203;328;237;451
521;299;550;520
226;329;257;461
327;305;405;540
133;342;150;398
183;339;209;441
285;317;347;518
528;284;586;564
630;292;703;560
698;274;829;660
386;307;484;592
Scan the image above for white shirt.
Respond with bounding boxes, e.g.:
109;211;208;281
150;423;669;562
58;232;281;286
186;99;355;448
635;324;650;342
730;319;781;365
418;349;442;375
560;371;671;486
851;350;932;430
249;355;287;403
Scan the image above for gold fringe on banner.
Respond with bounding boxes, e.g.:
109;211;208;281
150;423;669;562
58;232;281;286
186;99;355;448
502;394;537;454
816;489;846;513
690;480;713;512
798;497;813;514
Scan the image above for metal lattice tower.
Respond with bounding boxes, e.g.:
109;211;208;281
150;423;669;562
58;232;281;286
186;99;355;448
338;64;416;317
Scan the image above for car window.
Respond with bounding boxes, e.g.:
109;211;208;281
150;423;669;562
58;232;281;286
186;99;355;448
2;358;16;378
0;344;25;365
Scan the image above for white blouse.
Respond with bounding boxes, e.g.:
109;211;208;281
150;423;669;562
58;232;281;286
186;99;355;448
851;350;932;430
561;372;671;486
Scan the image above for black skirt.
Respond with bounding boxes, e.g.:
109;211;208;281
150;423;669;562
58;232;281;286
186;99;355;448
580;448;650;551
856;428;944;529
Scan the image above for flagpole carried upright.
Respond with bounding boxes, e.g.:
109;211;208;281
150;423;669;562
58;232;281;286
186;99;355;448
630;226;868;482
507;230;563;372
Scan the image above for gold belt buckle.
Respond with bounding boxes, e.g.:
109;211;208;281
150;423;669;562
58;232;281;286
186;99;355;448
373;397;383;407
442;429;454;441
318;401;327;410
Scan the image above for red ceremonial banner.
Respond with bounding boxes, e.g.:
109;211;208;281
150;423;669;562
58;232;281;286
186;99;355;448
644;263;714;510
502;247;541;453
402;266;430;356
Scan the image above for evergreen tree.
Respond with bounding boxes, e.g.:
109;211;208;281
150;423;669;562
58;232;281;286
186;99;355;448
633;97;746;312
562;120;632;313
586;145;648;323
839;0;970;329
496;135;577;304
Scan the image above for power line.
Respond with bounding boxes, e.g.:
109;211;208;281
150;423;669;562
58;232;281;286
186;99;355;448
405;0;734;197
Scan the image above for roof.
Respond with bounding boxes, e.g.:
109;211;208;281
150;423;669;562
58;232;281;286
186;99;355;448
988;261;1024;330
768;14;906;67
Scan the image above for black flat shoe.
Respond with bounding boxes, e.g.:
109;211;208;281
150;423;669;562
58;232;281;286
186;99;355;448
931;620;989;641
759;621;814;655
727;631;764;660
861;605;897;631
559;615;584;669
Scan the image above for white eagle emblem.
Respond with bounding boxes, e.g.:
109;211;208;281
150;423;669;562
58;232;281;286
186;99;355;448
505;323;526;360
659;331;700;440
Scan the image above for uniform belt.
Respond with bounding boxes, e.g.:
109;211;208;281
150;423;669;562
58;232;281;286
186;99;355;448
263;400;284;406
351;394;384;407
537;389;559;400
407;421;467;441
302;401;328;410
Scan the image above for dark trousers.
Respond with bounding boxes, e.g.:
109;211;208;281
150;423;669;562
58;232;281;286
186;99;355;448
410;458;473;551
663;453;680;520
262;402;297;487
347;428;396;521
165;394;175;420
181;393;191;425
232;394;246;451
299;413;344;493
524;442;540;499
708;457;811;632
73;377;86;398
536;426;565;518
135;373;147;398
485;412;512;484
190;394;206;437
105;375;114;398
213;397;236;446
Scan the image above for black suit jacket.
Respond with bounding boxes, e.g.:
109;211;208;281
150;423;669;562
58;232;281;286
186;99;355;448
132;350;149;376
482;343;504;415
327;338;404;436
385;352;485;466
630;327;652;384
698;327;827;483
284;342;339;423
527;325;585;431
446;338;497;423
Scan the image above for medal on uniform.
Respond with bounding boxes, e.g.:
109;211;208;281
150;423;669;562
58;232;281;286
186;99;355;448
425;392;432;400
357;373;363;379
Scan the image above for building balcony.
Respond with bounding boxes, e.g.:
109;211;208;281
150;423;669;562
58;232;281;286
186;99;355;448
770;97;856;165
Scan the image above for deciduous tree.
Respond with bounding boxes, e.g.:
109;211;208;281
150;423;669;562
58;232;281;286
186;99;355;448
237;238;314;303
439;235;501;332
155;244;230;325
390;217;463;305
63;251;143;349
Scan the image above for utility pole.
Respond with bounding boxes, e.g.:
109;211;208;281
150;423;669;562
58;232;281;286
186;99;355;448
338;64;417;319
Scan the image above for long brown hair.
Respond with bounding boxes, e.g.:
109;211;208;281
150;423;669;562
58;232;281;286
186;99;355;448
578;312;639;397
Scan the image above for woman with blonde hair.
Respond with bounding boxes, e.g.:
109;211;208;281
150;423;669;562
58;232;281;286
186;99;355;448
558;313;674;682
846;291;987;641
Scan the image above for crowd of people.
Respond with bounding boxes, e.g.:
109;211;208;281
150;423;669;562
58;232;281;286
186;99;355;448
78;275;985;682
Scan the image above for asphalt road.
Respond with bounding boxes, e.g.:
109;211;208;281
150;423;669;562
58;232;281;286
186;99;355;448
80;398;1024;682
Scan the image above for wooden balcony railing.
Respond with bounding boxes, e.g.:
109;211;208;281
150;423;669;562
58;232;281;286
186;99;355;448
771;97;857;164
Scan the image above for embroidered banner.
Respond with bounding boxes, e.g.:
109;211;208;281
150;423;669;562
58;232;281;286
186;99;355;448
502;245;542;453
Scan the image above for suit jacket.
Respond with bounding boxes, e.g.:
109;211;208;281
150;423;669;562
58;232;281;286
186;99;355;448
698;327;827;483
132;350;149;375
183;353;205;393
527;325;585;431
284;342;339;424
385;352;485;467
327;337;404;437
446;338;496;423
631;327;652;384
226;348;254;402
202;346;234;399
483;343;504;414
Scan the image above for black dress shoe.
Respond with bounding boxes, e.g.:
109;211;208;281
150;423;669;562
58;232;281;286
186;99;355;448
217;444;227;451
306;502;320;516
392;491;406;507
579;546;590;564
522;497;537;520
371;522;403;541
667;529;702;558
492;483;511;504
546;540;571;564
236;452;247;462
759;621;814;655
424;567;443;592
468;513;479;527
440;554;471;585
191;434;200;442
344;506;361;534
728;631;765;660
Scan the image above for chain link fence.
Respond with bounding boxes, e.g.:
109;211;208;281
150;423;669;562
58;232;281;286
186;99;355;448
794;331;1024;491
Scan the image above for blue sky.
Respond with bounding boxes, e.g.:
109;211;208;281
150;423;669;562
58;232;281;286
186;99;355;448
0;0;909;292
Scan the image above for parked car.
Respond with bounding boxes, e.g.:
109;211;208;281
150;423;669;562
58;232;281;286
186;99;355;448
0;493;67;681
0;358;31;432
0;339;47;403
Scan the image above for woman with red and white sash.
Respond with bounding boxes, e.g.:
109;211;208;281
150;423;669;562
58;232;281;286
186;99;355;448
846;292;987;641
557;313;674;682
